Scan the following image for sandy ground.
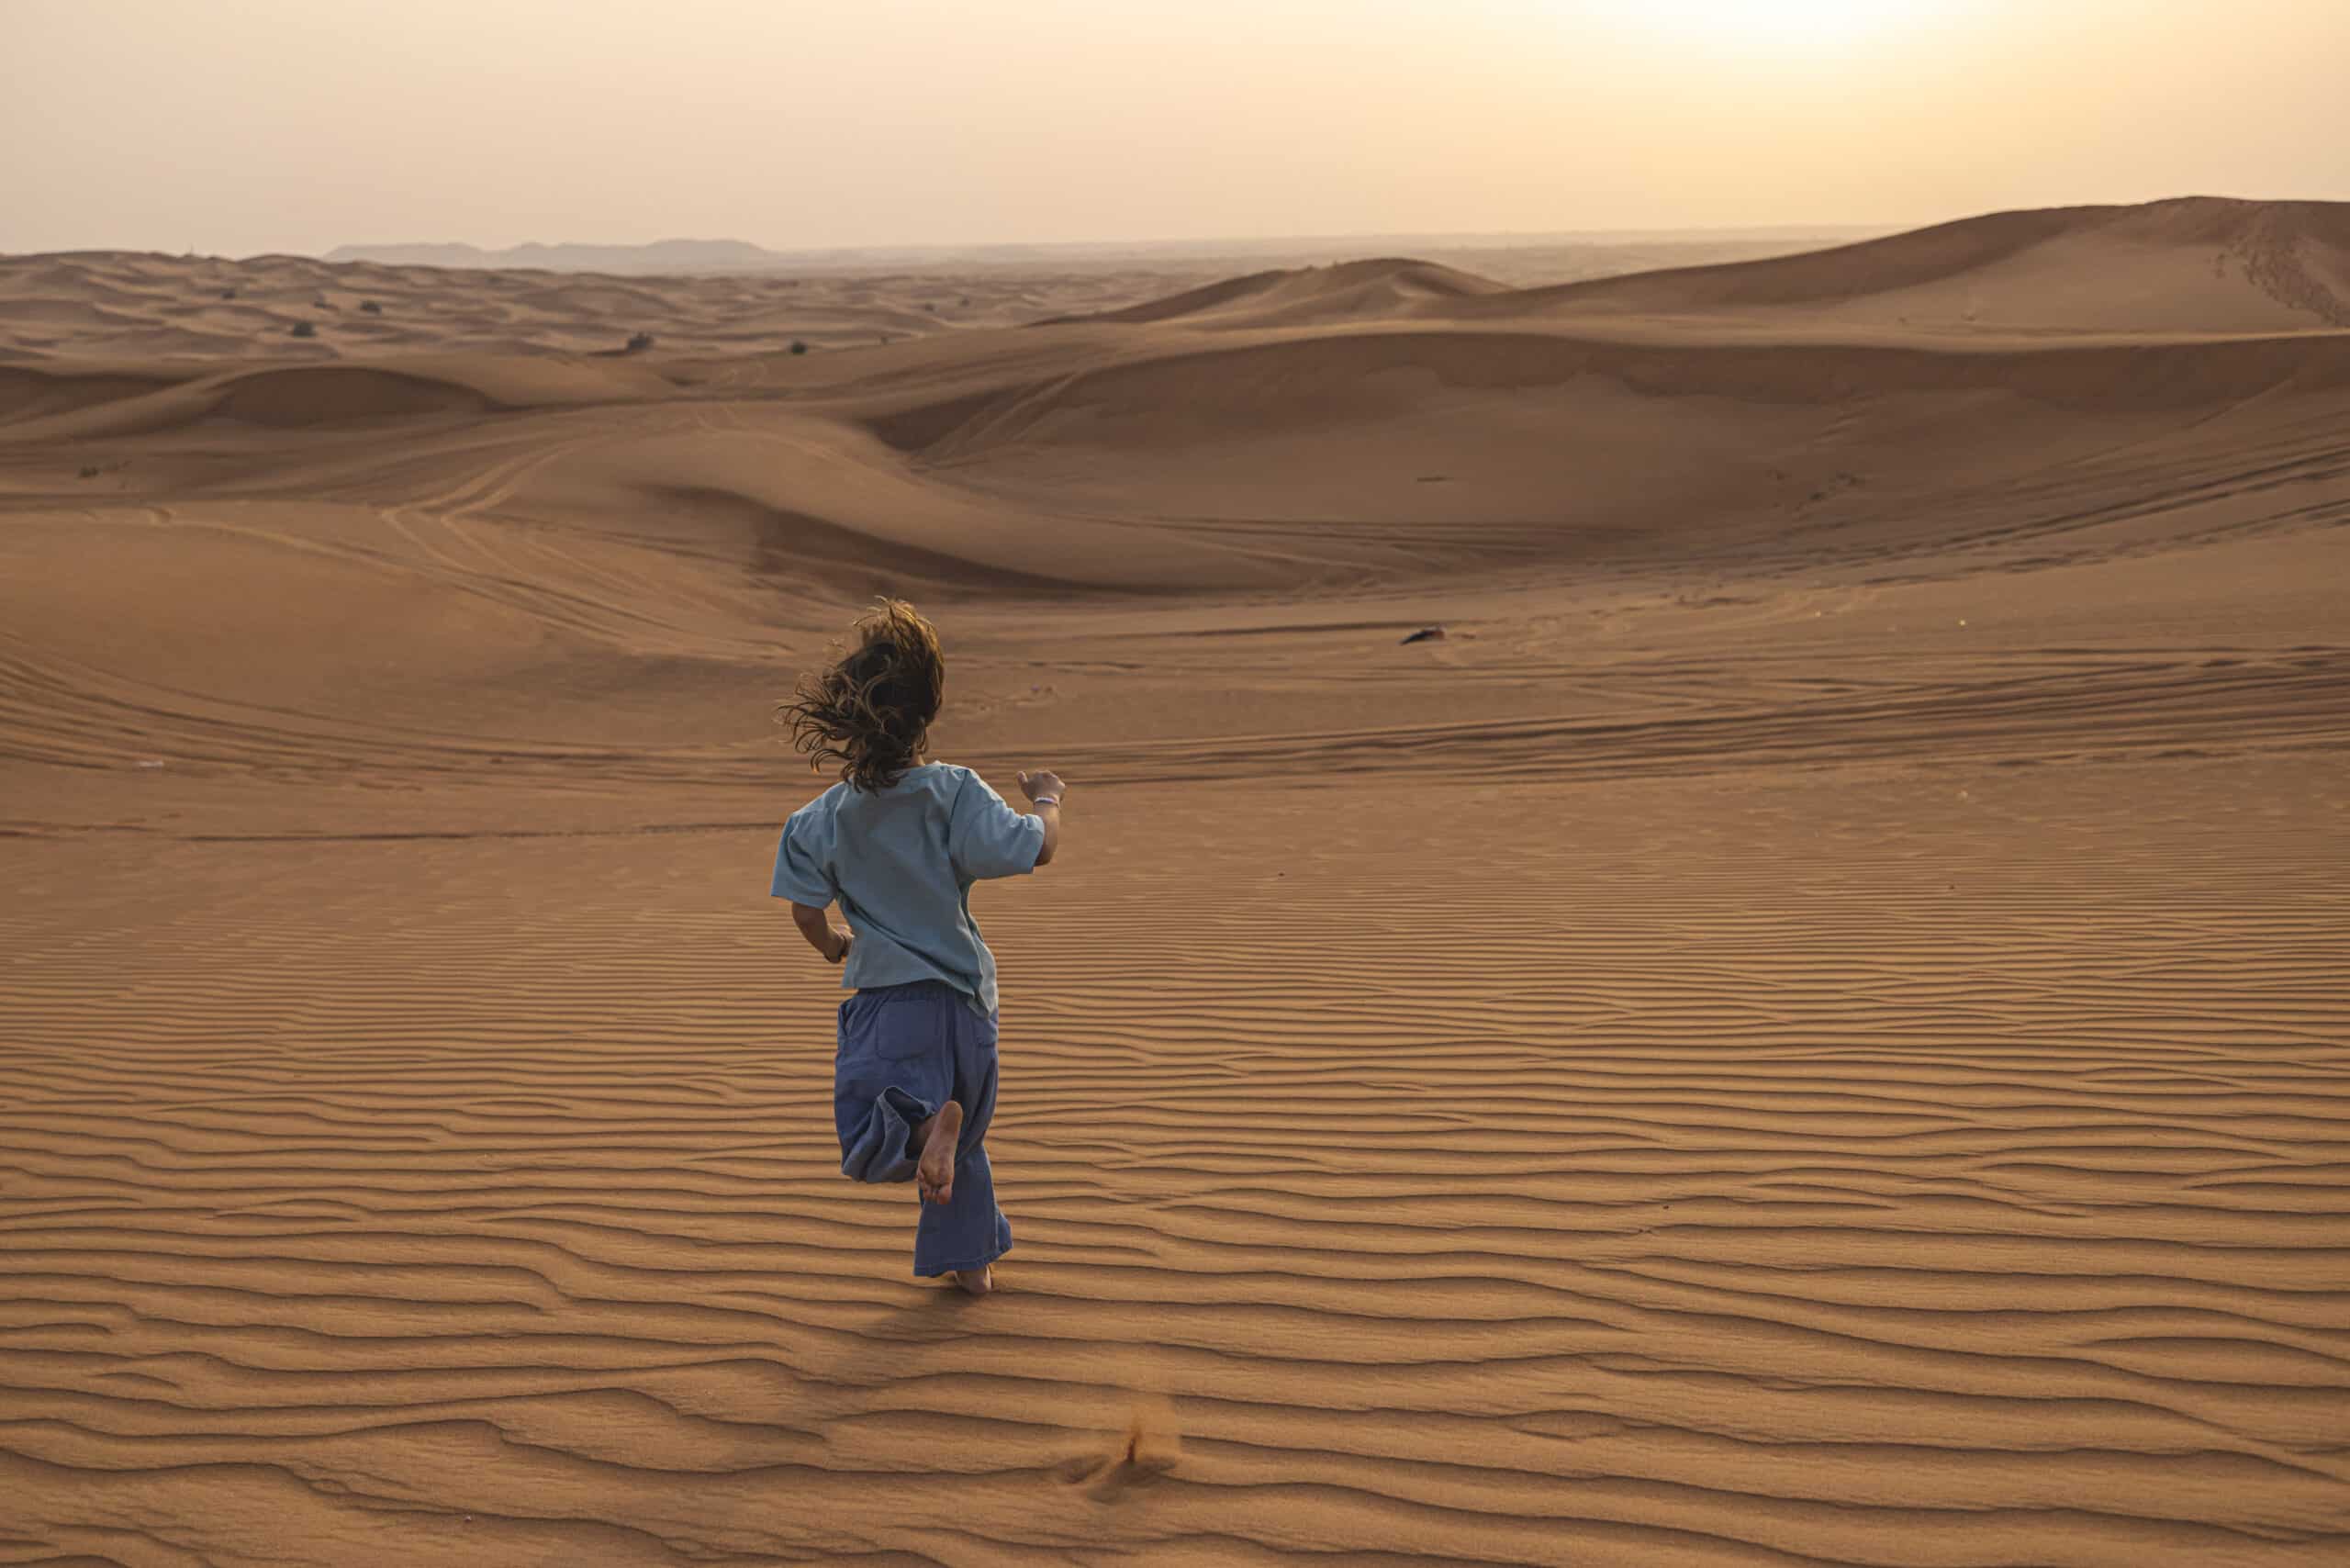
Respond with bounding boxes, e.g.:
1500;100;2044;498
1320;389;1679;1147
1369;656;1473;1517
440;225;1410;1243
0;234;1845;363
2;196;2347;1564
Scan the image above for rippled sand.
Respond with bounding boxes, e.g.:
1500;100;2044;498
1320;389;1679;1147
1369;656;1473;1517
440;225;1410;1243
4;196;2348;1564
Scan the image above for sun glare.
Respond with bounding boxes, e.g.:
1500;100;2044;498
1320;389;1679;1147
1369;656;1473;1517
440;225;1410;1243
1639;0;1954;54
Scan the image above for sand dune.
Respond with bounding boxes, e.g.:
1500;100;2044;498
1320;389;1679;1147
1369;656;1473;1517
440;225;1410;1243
1454;196;2350;334
1047;197;2350;338
0;232;1853;365
0;356;685;444
0;250;1151;363
1049;256;1509;329
3;199;2348;1564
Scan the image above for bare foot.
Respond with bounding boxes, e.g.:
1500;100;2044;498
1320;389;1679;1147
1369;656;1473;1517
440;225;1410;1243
915;1100;963;1204
950;1266;993;1296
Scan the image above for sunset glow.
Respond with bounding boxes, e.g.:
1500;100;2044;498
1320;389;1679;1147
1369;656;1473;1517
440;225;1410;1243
1634;0;1958;54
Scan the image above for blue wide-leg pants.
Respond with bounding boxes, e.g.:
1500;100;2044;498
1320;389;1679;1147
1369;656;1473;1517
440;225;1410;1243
834;980;1013;1277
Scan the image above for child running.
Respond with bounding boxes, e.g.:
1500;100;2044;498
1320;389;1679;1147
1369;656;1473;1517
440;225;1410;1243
771;598;1064;1297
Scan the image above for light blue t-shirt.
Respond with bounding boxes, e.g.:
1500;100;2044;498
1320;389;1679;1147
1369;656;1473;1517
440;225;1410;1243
770;762;1045;1016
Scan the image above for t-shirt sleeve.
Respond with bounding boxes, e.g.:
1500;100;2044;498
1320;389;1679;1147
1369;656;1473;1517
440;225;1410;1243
769;808;836;906
948;770;1045;881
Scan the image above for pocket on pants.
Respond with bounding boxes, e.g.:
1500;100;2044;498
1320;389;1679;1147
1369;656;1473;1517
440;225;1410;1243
867;993;947;1060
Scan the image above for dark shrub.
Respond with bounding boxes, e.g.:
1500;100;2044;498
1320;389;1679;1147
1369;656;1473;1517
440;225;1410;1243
289;321;317;339
789;340;809;355
359;300;382;315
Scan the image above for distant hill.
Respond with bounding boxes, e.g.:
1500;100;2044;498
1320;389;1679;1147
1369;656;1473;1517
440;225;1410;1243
325;239;782;274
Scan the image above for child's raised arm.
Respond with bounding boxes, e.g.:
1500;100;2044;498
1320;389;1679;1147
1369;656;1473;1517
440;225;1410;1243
1017;769;1065;867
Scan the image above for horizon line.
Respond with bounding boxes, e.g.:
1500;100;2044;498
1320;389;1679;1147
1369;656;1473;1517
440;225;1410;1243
11;220;1905;267
16;190;2344;266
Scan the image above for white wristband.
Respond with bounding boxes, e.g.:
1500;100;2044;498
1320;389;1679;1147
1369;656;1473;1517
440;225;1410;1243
1033;796;1060;807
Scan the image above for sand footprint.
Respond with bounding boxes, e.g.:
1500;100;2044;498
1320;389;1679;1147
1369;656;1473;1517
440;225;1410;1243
1058;1400;1182;1499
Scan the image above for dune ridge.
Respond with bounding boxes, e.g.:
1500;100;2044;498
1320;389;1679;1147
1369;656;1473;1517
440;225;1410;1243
1456;196;2350;333
1042;256;1509;329
1045;197;2350;337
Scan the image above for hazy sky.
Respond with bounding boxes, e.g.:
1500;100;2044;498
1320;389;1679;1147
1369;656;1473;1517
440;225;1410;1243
6;0;2344;256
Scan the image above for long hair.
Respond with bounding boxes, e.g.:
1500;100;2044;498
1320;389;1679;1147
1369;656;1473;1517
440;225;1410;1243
778;598;946;792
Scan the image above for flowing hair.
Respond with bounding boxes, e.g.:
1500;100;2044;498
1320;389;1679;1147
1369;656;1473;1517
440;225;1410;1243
778;598;946;792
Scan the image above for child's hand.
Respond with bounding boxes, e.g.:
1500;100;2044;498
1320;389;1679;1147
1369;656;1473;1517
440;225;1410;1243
1018;769;1066;804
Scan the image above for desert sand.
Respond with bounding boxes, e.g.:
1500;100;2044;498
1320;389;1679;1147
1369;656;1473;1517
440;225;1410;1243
2;195;2347;1564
